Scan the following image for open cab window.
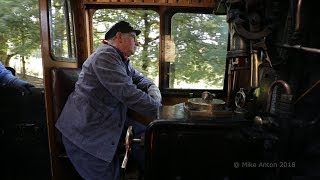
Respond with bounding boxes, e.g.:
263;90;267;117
164;13;228;90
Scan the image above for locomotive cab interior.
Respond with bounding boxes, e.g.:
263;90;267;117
47;0;320;179
1;0;320;179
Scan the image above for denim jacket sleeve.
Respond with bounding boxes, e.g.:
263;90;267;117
0;62;15;84
129;64;154;92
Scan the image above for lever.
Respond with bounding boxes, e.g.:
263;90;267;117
121;126;144;169
121;126;133;169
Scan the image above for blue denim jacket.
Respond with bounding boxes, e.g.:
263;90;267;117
0;62;15;84
55;44;161;162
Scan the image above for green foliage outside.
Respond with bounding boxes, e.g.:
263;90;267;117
171;14;228;89
50;0;76;60
0;0;40;69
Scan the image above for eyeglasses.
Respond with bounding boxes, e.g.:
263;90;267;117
126;33;137;41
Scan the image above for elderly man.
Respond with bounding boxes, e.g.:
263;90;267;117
56;21;161;180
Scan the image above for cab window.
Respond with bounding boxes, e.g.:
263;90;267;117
49;0;76;61
165;13;228;90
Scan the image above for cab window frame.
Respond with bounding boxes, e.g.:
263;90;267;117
160;8;229;98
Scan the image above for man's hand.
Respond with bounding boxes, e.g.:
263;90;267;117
10;78;35;94
148;84;162;102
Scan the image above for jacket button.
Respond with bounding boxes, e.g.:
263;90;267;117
111;141;115;145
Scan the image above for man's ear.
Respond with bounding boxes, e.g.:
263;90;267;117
115;32;123;41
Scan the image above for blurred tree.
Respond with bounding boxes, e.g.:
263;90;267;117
171;14;228;88
0;0;40;77
50;0;76;60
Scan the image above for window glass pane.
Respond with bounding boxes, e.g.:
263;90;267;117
92;9;160;85
168;13;228;89
49;0;76;61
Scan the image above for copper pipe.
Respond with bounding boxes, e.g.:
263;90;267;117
266;80;292;113
227;60;233;106
250;50;262;88
295;0;303;32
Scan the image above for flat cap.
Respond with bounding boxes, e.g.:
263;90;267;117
104;21;141;40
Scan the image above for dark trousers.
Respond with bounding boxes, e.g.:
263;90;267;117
62;135;121;180
62;117;146;180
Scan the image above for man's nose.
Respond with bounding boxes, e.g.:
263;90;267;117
135;41;140;46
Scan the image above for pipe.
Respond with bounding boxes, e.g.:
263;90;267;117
250;50;262;88
295;0;303;32
295;80;320;104
266;80;292;113
280;44;320;54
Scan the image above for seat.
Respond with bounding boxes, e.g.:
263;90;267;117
144;119;266;180
51;67;81;155
50;67;82;180
5;66;16;76
51;67;81;152
51;68;81;125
